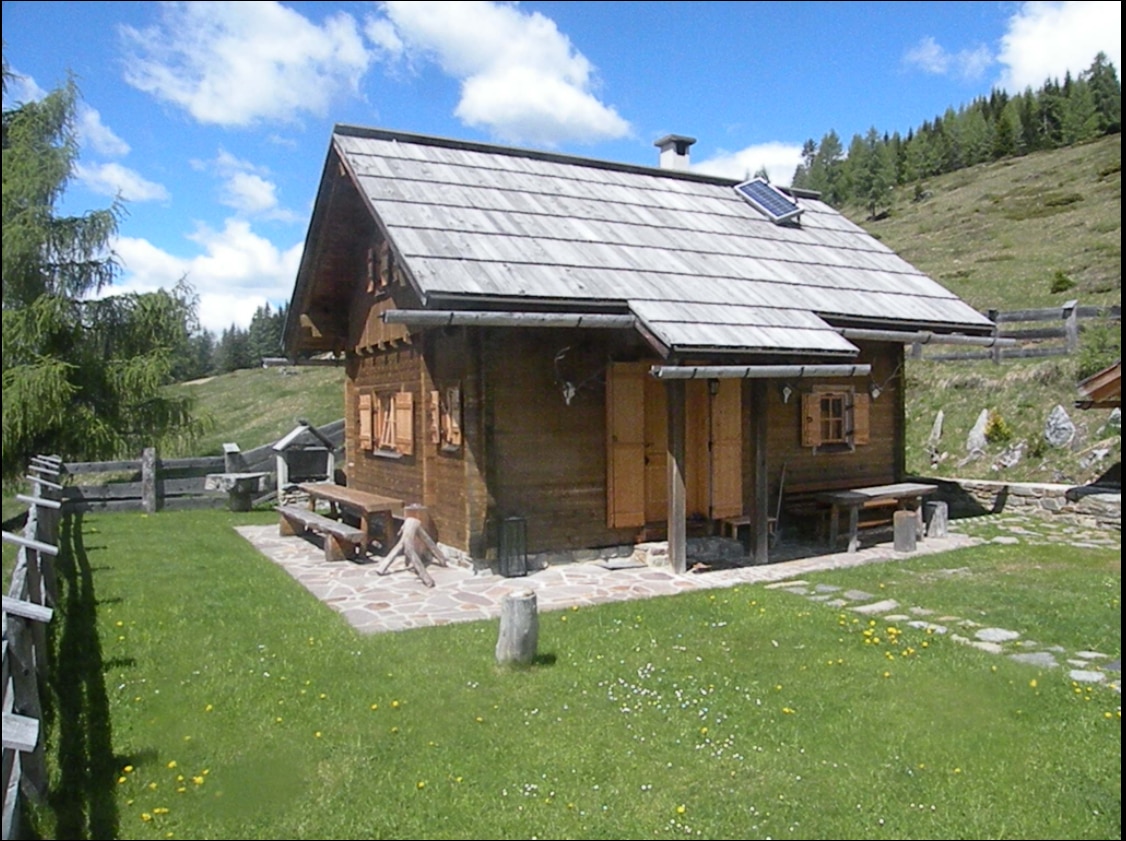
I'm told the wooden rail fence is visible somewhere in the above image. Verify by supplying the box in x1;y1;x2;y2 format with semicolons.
913;300;1120;363
3;456;62;841
60;420;344;514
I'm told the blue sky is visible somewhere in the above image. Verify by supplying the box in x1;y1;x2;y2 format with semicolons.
3;1;1121;334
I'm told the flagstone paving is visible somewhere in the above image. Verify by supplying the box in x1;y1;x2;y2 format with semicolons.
235;509;1120;691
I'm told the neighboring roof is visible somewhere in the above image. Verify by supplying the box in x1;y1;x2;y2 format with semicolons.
1076;359;1122;409
289;125;994;359
273;422;337;452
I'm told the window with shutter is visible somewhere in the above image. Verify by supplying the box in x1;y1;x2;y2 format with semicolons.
377;393;396;450
803;386;869;452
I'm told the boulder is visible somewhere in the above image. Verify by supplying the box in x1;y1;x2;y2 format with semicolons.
1044;404;1076;448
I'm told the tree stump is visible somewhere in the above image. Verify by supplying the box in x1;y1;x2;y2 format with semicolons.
377;516;448;587
893;510;917;553
495;590;538;666
924;501;949;538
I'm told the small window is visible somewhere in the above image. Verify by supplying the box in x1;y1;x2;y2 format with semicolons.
360;389;414;456
802;387;870;451
430;385;463;452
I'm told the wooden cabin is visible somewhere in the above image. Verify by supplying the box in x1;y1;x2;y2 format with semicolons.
283;126;998;571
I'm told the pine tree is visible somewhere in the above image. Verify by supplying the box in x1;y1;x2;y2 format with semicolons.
2;58;203;480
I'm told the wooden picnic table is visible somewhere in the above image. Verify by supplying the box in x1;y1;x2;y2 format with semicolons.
298;482;404;554
817;482;937;553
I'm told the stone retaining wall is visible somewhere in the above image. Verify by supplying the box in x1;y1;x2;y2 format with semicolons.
923;477;1121;531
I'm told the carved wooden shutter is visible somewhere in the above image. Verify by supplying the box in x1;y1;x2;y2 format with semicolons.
359;393;373;450
445;386;462;447
801;392;821;447
395;391;414;455
606;363;646;528
851;392;871;446
429;390;441;445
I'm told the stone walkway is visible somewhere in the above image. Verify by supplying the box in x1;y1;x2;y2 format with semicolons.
236;511;1120;689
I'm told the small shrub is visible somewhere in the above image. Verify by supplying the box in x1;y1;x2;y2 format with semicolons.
1077;319;1122;379
985;410;1014;445
1049;270;1077;294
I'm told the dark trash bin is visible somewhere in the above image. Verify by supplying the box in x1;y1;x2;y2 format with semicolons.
498;516;528;577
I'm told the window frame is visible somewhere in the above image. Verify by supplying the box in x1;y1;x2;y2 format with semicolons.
801;385;870;453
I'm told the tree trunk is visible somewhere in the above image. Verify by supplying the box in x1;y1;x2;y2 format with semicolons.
495;590;538;666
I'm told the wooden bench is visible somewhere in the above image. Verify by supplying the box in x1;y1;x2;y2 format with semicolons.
816;483;938;553
277;504;366;562
779;478;909;543
297;482;403;555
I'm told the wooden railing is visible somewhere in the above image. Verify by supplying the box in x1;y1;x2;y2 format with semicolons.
60;420;344;514
913;301;1120;363
2;455;62;841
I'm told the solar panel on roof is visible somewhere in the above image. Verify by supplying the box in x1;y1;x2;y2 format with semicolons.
734;178;804;224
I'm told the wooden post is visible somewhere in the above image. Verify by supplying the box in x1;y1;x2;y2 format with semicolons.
893;510;917;552
1062;299;1079;354
495;589;538;666
141;447;157;514
988;309;1002;365
750;380;770;563
924;501;949;538
666;379;687;574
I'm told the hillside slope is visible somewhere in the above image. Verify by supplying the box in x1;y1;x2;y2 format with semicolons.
847;135;1121;486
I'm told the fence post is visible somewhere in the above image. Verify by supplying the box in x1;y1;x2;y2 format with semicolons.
1062;299;1079;354
988;309;1002;365
141;447;157;513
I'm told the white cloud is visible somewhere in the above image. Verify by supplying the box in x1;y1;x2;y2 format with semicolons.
1;66;46;109
997;1;1122;92
120;1;372;127
371;0;630;145
693;142;805;187
192;149;299;221
903;36;993;81
112;220;303;332
77;104;131;156
75;161;170;202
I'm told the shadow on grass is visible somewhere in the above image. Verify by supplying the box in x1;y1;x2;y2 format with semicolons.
41;511;121;840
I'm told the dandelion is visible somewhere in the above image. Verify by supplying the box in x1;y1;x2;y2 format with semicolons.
561;616;568;622
192;776;205;786
370;703;379;710
167;761;177;769
782;707;795;715
391;700;400;709
882;671;891;679
204;704;213;712
315;731;322;738
390;726;399;734
676;805;687;815
153;807;170;815
118;776;127;785
417;781;426;790
141;813;153;822
475;716;484;723
148;782;158;791
275;716;283;723
124;765;134;774
1029;679;1038;688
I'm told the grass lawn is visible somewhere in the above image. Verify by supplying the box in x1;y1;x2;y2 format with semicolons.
20;508;1122;840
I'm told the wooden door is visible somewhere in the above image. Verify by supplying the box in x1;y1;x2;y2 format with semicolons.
606;363;646;528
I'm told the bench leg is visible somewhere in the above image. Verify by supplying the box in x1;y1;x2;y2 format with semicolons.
279;515;302;537
324;534;356;562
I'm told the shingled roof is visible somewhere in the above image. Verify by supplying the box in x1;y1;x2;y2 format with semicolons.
288;125;994;358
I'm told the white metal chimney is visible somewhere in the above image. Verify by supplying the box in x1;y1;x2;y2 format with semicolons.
654;134;696;170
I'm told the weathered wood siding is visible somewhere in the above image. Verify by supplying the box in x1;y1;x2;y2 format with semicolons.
483;329;642;554
750;341;904;499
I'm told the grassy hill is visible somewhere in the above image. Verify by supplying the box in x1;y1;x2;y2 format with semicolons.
172;137;1121;485
844;134;1121;486
171;364;344;457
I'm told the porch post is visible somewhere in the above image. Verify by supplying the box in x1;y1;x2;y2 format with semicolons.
666;379;687;574
750;380;770;563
